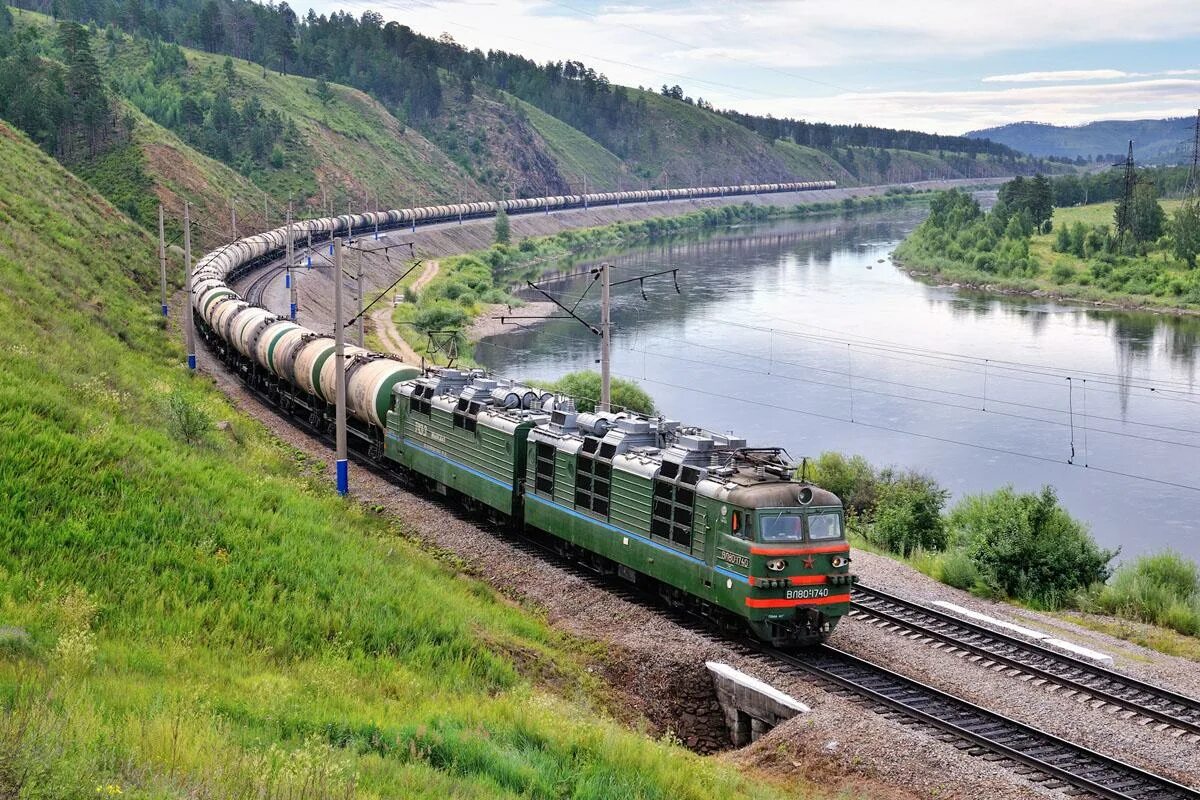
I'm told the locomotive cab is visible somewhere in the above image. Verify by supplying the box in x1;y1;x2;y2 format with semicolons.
707;473;855;647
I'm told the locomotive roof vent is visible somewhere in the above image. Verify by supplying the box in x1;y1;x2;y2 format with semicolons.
677;433;714;452
549;399;578;432
575;412;613;437
614;418;651;435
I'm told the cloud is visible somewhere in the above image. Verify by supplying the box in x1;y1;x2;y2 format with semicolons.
982;69;1133;83
736;78;1200;134
314;0;1200;131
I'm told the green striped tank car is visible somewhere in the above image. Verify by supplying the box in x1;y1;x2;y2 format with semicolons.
385;368;855;647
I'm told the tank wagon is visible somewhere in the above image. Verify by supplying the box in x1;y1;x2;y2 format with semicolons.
191;180;852;646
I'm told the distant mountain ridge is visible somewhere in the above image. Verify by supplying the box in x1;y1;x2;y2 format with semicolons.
966;118;1195;164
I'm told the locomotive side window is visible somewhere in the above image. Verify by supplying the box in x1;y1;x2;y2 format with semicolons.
574;442;611;517
808;512;843;540
534;442;556;495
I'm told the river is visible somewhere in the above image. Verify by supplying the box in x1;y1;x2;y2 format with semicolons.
475;207;1200;562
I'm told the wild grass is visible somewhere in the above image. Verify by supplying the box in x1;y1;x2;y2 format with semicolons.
1090;552;1200;637
0;121;830;798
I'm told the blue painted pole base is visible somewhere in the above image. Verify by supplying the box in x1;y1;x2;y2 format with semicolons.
161;304;169;317
187;354;197;371
285;273;291;289
329;243;334;255
336;459;348;495
307;255;312;268
290;303;297;321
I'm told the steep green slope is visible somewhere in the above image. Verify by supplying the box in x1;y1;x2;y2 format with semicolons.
0;120;816;799
511;96;628;191
417;83;570;198
102;31;486;210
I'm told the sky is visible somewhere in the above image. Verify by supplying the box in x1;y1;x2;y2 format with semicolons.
304;0;1200;135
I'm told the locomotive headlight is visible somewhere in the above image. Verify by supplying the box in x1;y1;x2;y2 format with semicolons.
766;558;788;572
831;556;849;568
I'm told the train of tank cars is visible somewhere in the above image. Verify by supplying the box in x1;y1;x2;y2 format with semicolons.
190;181;854;647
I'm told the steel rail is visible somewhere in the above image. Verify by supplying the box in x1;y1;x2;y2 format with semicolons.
768;644;1199;800
850;584;1200;737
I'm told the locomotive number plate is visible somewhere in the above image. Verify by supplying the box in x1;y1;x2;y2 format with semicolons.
786;587;830;600
717;549;750;568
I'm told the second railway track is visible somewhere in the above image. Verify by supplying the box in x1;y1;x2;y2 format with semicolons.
765;643;1198;800
850;584;1200;739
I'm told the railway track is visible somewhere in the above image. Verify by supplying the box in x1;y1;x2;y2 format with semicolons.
764;644;1199;800
242;263;287;306
850;585;1200;739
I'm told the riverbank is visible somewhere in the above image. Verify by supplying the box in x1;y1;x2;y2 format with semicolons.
894;199;1200;315
395;189;940;360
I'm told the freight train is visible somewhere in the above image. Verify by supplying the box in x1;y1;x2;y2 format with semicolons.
191;181;854;646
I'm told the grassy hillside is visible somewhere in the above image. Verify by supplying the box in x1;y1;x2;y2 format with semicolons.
0;119;828;799
511;96;627;192
102;30;486;211
418;84;569;198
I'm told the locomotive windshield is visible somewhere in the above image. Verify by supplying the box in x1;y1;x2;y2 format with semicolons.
808;512;842;540
757;510;843;543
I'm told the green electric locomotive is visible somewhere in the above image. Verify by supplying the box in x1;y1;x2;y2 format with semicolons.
386;368;854;647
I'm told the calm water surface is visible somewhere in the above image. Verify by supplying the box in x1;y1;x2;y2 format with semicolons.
476;209;1200;561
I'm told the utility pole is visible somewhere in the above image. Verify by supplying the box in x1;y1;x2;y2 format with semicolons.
231;199;238;239
334;237;348;496
183;201;196;371
518;264;680;413
1186;109;1200;199
583;173;588;210
1116;140;1136;238
157;204;168;317
356;247;365;348
599;262;611;412
263;193;269;228
347;202;353;243
307;229;313;267
322;186;328;218
287;202;297;320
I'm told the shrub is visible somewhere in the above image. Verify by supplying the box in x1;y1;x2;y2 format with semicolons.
805;451;876;515
167;390;210;445
1097;551;1200;636
411;301;468;335
868;469;948;556
1051;260;1075;284
938;549;980;590
533;371;654;414
947;486;1114;608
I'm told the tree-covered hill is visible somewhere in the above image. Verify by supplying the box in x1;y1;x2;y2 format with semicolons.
966;118;1195;165
2;0;1061;229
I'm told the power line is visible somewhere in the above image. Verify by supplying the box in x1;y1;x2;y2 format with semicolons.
476;336;1200;494
497;326;1200;450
